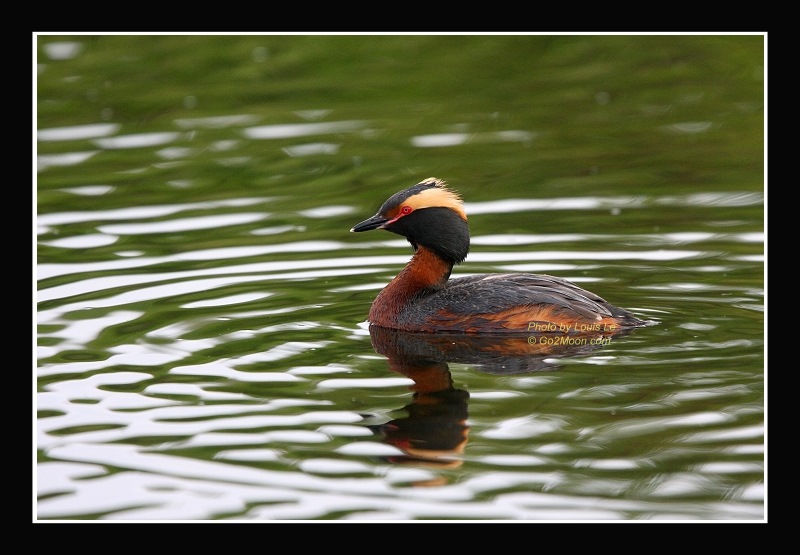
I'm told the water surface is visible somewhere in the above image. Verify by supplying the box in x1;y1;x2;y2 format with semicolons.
36;34;765;521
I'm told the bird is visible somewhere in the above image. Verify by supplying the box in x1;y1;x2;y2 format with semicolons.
351;177;649;334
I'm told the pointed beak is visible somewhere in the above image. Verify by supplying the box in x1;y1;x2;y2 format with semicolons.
351;214;389;232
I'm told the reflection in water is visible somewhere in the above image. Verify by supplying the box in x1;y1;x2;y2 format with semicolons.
368;338;469;471
366;324;635;472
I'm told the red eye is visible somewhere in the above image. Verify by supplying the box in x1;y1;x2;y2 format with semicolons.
401;206;413;215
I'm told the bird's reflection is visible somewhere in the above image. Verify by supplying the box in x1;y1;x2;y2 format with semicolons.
367;339;469;470
366;324;632;471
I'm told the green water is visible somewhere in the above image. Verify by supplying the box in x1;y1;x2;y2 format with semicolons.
36;34;764;521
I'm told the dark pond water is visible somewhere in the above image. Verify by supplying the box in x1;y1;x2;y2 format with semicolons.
36;34;765;521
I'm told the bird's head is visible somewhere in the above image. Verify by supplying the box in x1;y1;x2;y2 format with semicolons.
351;177;470;265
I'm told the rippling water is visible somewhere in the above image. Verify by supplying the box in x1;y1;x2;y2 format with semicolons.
36;34;765;521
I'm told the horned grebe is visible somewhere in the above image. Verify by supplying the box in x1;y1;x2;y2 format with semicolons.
351;178;647;333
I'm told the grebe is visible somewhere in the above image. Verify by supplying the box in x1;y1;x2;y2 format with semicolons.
351;177;648;333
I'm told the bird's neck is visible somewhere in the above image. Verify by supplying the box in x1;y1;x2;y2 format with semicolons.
369;246;452;326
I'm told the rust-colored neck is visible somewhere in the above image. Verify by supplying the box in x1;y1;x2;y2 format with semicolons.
368;246;452;328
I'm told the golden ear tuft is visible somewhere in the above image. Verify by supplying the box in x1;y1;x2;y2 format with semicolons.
419;177;448;188
405;179;466;220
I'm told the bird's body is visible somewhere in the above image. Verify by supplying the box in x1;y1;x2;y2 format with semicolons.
351;178;647;334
